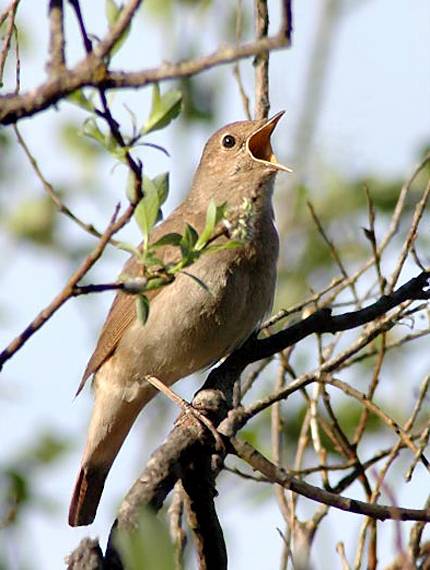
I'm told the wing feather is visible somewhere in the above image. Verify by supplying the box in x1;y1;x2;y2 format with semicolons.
76;209;205;395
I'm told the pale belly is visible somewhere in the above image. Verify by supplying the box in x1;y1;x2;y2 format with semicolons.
96;246;276;402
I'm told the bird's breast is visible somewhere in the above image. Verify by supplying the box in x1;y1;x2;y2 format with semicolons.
101;216;279;398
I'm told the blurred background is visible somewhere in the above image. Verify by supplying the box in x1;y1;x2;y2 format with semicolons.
0;1;429;568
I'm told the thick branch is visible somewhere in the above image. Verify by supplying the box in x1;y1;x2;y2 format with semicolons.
181;454;227;570
103;390;229;567
66;538;104;570
219;270;430;374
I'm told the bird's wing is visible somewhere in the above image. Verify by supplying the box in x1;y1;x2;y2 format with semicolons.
76;212;195;395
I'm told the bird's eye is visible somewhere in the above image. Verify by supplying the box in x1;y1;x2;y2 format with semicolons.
222;134;236;149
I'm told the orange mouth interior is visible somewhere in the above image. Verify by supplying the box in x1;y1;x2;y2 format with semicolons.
247;112;292;172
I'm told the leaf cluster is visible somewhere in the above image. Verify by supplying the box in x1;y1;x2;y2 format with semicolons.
123;191;239;325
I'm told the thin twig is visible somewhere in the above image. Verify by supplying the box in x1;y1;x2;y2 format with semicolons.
0;0;20;84
13;124;115;243
144;375;225;454
0;199;139;371
47;0;65;74
168;482;187;570
307;200;360;306
232;0;251;120
231;438;430;522
387;176;430;292
254;0;270;120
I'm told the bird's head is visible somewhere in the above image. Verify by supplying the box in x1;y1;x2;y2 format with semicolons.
191;111;291;206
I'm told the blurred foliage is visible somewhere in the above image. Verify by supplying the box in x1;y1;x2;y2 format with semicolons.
59;120;104;161
6;196;57;245
274;163;429;307
283;401;382;456
144;0;213;20
0;432;70;530
115;507;175;570
179;76;215;123
0;130;13;182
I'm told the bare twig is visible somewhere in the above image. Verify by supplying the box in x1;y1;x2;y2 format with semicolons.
232;0;252;120
181;454;227;570
254;0;270;120
364;185;385;294
94;0;142;61
0;0;20;84
231;438;430;522
0;200;138;371
336;542;352;570
144;375;225;454
13;124;113;243
308;200;360;306
66;537;104;570
47;0;65;74
387;176;430;292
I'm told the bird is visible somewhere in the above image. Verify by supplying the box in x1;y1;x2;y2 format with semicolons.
68;111;291;527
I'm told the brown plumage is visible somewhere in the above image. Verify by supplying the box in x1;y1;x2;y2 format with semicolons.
69;112;290;527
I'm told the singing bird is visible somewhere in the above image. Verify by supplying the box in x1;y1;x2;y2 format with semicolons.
69;112;291;526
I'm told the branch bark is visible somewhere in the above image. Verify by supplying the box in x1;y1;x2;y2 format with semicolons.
0;31;291;125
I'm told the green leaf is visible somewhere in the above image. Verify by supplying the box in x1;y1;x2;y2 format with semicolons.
141;251;163;266
145;277;171;291
105;0;131;56
135;176;161;243
142;84;183;134
116;241;141;256
152;232;182;247
152;172;169;206
105;0;121;26
67;90;94;112
206;240;242;253
180;223;198;257
196;201;226;250
126;171;138;203
60;121;102;159
81;118;105;145
195;199;216;250
136;295;150;325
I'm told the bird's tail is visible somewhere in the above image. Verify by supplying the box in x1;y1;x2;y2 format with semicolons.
68;386;152;527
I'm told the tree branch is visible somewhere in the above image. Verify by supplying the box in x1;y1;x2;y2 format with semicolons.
181;454;227;570
231;438;430;522
0;31;290;125
218;270;430;376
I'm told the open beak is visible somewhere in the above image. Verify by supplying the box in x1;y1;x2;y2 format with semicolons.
247;111;292;173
